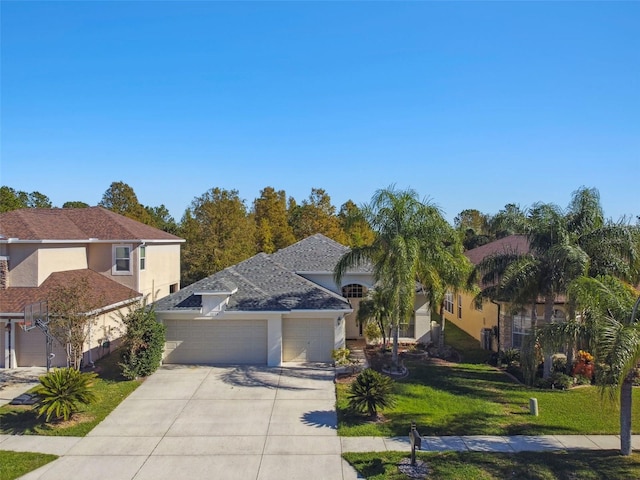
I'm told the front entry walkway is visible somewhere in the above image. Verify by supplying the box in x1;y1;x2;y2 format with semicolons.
2;364;358;480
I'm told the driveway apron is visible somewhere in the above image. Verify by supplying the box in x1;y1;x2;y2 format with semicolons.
17;364;358;480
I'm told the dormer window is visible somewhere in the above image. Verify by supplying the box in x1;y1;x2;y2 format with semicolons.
113;245;132;275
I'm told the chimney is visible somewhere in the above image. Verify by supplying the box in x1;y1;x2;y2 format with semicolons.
0;257;8;289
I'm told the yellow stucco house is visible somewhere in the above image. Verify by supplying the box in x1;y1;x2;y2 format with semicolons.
445;235;568;352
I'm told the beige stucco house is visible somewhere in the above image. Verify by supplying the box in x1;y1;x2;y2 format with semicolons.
0;207;184;369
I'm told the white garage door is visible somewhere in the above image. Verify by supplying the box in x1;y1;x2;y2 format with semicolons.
163;319;267;364
282;318;334;363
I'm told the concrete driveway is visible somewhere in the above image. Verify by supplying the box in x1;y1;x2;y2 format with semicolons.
17;364;358;480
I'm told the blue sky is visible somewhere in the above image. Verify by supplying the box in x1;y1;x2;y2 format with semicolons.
2;1;638;223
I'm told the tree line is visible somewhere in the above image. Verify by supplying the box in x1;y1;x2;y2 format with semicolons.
2;183;638;289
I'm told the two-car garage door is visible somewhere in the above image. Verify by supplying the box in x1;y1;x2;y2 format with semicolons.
163;319;267;364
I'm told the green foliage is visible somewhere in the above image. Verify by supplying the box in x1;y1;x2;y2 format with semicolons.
99;181;153;225
332;348;351;365
180;187;257;285
119;302;166;379
363;321;382;344
253;186;296;253
348;368;395;417
500;348;520;365
62;201;89;208
47;277;102;370
535;372;573;390
34;368;97;422
288;187;347;243
0;186;52;212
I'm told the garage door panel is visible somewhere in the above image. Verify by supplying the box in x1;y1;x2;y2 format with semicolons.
164;319;267;364
16;327;66;367
282;318;334;363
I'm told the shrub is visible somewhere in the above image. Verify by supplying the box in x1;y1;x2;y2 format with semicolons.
332;348;351;365
500;348;520;366
34;368;97;422
348;368;395;417
535;372;573;390
119;301;166;379
364;322;382;344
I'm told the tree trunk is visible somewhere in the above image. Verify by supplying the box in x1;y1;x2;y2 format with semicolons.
438;302;445;351
542;296;554;379
391;321;399;369
620;376;633;456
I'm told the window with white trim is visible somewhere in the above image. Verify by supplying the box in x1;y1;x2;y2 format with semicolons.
342;284;366;298
112;245;132;275
512;312;533;349
444;291;454;314
139;245;146;271
457;294;463;319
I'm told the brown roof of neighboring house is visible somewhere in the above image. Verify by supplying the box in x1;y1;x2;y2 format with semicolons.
0;207;183;242
0;269;141;315
464;234;530;265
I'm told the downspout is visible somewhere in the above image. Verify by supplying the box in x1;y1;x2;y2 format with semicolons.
491;300;501;352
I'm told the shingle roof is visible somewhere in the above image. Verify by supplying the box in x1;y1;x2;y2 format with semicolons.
0;269;142;314
270;233;373;273
154;252;351;313
464;235;530;265
0;207;183;242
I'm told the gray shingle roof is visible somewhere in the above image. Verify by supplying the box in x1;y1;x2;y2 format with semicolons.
154;252;351;313
270;233;373;273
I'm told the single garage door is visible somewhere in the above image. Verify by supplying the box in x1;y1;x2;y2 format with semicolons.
282;318;334;363
163;319;267;364
16;326;66;368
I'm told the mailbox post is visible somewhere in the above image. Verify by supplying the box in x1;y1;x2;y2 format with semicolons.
409;422;422;466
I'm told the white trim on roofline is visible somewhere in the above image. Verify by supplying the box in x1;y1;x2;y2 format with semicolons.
194;288;238;296
0;239;184;244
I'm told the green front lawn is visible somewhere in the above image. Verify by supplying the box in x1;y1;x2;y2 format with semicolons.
343;450;640;480
338;359;638;436
0;451;58;480
0;351;140;436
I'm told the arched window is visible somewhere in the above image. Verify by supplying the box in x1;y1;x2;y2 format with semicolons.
342;284;366;298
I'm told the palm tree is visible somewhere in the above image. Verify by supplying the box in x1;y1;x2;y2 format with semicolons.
568;275;640;455
474;187;638;379
356;287;393;347
334;186;448;368
417;216;474;351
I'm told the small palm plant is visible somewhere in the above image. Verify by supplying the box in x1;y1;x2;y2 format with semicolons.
34;368;97;422
347;368;394;418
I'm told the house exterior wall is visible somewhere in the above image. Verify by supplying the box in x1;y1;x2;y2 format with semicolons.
36;244;88;286
5;244;39;287
448;292;499;343
138;243;181;300
301;272;374;295
413;294;431;343
87;243;137;291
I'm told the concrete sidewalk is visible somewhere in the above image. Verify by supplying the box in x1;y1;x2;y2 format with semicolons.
2;434;638;457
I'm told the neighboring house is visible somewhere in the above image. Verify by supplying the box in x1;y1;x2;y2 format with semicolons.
154;234;433;366
0;207;184;369
448;235;568;352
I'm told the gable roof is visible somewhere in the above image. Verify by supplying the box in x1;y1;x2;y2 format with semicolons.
0;207;183;242
464;235;529;265
270;233;373;273
0;269;142;315
154;252;351;313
